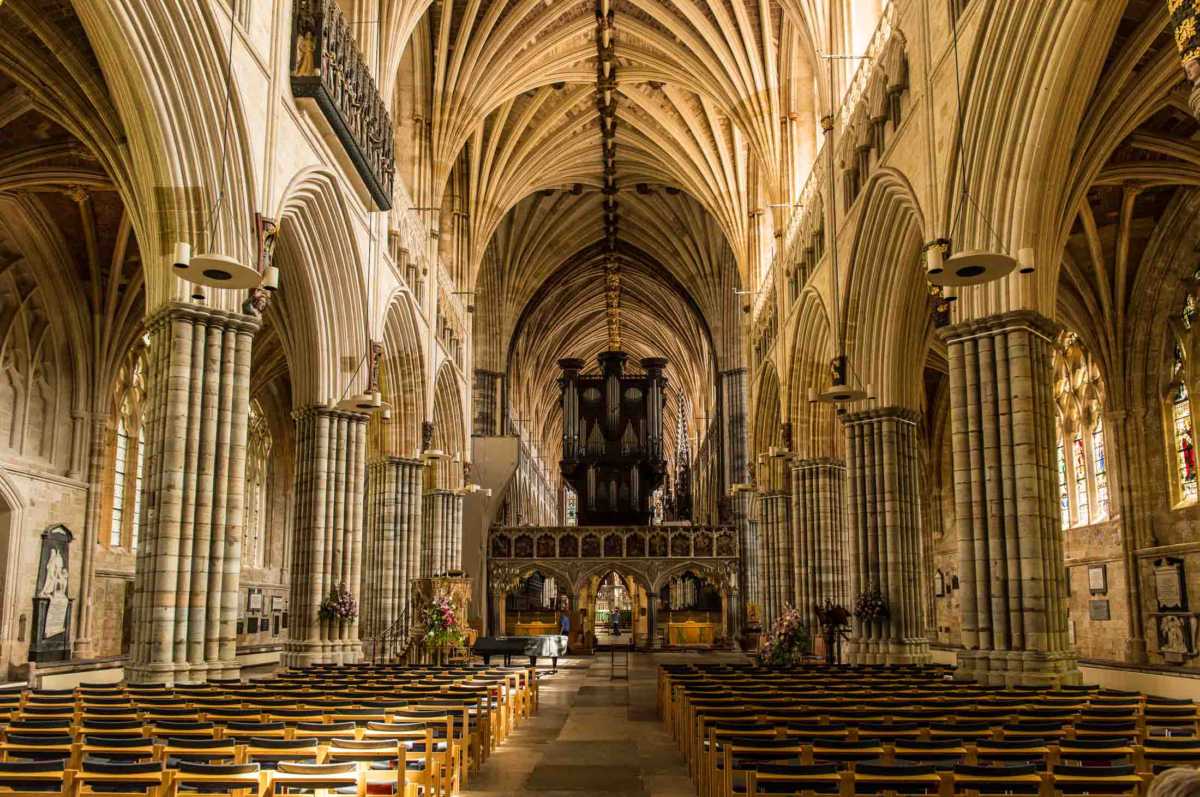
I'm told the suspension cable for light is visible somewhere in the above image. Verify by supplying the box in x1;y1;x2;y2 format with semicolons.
335;212;391;416
814;48;867;404
925;14;1028;287
173;14;263;291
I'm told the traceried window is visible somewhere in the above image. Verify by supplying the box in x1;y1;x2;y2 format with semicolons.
110;420;129;546
1093;418;1109;519
1073;433;1090;527
1053;331;1110;528
108;343;147;549
1057;434;1069;530
243;400;272;569
1169;342;1197;505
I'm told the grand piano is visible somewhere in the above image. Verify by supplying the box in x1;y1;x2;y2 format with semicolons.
473;635;568;667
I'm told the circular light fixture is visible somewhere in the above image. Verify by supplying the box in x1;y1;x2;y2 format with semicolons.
174;252;261;290
928;250;1018;287
816;384;868;403
334;392;389;414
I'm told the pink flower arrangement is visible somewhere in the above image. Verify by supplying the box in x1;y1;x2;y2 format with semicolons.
318;583;358;621
760;605;811;668
422;594;465;650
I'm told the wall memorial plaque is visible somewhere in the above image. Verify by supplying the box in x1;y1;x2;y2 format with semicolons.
30;525;74;663
1088;599;1110;621
1088;564;1108;594
1154;558;1187;612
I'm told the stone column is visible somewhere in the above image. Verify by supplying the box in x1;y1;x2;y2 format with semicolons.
421;489;463;576
791;458;849;631
128;303;258;683
942;311;1079;685
285;407;367;667
733;491;760;623
844;407;931;665
721;370;748;490
362;457;423;646
756;492;792;624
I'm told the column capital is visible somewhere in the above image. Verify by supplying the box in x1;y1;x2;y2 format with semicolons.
144;301;262;336
291;404;370;423
937;309;1058;345
791;456;846;472
841;405;922;426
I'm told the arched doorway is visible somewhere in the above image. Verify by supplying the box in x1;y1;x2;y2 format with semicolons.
578;568;651;649
498;570;569;638
658;570;725;648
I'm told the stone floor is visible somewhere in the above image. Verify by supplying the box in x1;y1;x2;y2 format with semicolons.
461;651;728;797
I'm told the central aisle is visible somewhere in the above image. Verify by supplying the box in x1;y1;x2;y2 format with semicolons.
461;653;700;797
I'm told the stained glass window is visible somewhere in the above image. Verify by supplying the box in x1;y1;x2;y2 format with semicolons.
131;434;144;549
110;420;129;546
1093;418;1108;520
1174;379;1197;503
1073;434;1090;526
1057;436;1069;530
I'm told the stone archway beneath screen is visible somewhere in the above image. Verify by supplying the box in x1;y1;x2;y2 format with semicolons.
486;524;739;651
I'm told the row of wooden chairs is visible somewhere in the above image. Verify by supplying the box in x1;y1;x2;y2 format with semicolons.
0;756;430;797
697;734;1200;797
0;662;540;796
659;664;1197;797
731;760;1148;797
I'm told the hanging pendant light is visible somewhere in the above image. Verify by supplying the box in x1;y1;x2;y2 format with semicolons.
925;13;1021;288
174;18;262;291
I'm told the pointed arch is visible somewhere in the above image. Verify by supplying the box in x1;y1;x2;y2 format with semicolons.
787;289;841;460
431;364;467;489
373;291;427;459
842;168;929;409
269;169;368;407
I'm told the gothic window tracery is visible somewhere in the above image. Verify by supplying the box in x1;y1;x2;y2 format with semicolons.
1166;295;1195;506
109;344;147;549
244;400;273;568
1053;332;1110;527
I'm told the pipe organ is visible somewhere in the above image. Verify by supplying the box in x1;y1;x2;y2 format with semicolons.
559;352;668;526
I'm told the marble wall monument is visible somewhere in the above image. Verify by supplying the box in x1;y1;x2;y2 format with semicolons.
30;525;74;663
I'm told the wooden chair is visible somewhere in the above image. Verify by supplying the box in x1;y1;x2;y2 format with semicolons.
76;734;157;763
292;721;358;741
740;762;843;796
950;763;1044;797
1050;763;1143;797
68;757;169;797
1137;737;1200;773
155;736;239;764
266;756;365;797
0;733;77;764
240;737;320;768
165;761;267;797
77;719;146;738
850;761;944;795
0;757;72;797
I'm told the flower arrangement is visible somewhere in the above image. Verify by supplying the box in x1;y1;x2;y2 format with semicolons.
854;585;889;623
421;594;465;651
760;605;811;668
318;583;358;621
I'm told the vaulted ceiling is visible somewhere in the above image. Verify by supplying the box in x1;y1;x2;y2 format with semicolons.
388;0;841;463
